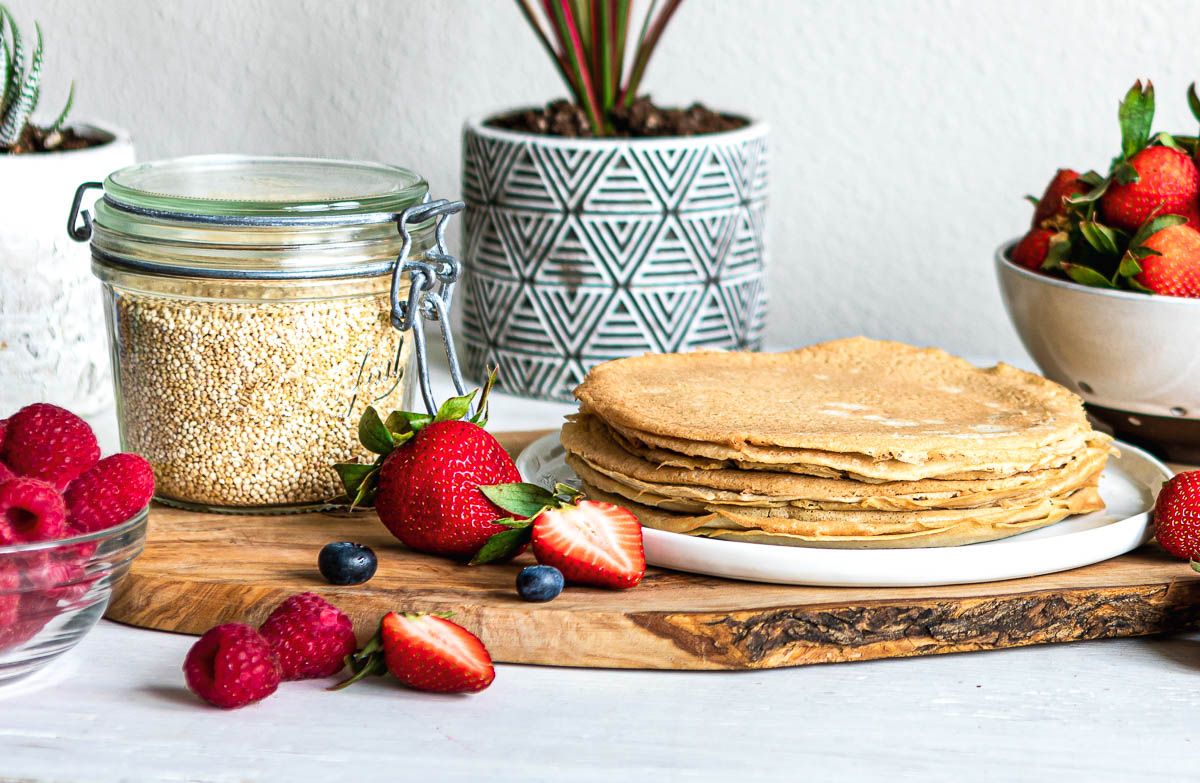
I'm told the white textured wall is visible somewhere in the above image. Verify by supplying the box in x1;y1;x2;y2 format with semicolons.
15;0;1200;359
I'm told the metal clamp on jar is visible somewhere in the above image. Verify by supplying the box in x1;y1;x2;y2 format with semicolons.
68;155;470;515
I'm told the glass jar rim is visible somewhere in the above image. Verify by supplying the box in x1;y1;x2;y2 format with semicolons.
103;154;429;221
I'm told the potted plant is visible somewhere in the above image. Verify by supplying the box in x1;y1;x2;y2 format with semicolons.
0;5;134;416
460;0;768;401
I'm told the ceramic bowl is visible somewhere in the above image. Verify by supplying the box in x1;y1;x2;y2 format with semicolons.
996;239;1200;463
0;507;147;686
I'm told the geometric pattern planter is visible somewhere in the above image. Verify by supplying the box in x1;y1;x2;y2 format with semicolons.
460;118;768;401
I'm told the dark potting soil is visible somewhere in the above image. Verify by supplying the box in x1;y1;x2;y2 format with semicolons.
488;97;748;138
6;125;103;154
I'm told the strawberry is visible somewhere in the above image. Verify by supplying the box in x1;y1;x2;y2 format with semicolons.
334;373;523;559
376;421;521;557
0;477;67;544
1100;146;1200;233
1031;169;1086;228
1;404;100;490
258;592;357;680
1135;223;1200;297
1154;472;1200;559
334;611;494;694
64;453;155;533
532;500;645;589
183;623;282;709
1011;228;1056;271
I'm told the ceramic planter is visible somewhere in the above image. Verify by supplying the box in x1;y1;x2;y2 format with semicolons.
460;117;768;401
0;122;135;416
996;240;1200;462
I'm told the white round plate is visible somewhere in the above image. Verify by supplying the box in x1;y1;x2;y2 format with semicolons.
516;432;1171;587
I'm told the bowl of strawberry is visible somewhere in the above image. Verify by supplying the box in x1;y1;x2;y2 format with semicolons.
0;403;153;686
997;80;1200;462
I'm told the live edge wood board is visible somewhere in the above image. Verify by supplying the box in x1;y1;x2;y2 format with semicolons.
106;430;1200;670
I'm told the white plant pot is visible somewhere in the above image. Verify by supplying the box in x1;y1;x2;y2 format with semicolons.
0;121;135;417
460;116;769;401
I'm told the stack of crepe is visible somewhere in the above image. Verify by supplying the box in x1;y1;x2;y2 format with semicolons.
564;337;1113;549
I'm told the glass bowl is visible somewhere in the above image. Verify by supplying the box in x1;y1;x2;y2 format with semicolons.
0;507;148;686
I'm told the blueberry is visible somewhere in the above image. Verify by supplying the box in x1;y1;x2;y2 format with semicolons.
319;541;377;585
516;565;564;602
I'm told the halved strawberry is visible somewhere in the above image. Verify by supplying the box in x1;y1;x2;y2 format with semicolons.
532;501;645;589
333;612;494;694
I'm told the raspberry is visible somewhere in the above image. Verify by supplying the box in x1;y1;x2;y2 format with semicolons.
183;623;281;709
259;592;357;680
2;404;99;489
17;550;93;603
0;463;15;484
64;453;155;533
0;563;54;652
0;478;67;544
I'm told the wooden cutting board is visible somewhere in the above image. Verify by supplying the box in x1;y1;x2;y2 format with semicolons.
105;430;1200;670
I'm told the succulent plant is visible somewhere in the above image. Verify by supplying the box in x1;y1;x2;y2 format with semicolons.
0;4;74;153
515;0;684;136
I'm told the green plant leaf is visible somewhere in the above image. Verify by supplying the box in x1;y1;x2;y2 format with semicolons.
553;482;584;503
1067;173;1110;205
358;407;395;455
1130;213;1187;247
1117;79;1155;160
469;526;533;565
1061;263;1119;289
47;79;73;132
1079;221;1120;256
1174;134;1200;156
433;389;478;423
480;482;555;517
1190;83;1200;126
1128;276;1153;293
0;18;37;148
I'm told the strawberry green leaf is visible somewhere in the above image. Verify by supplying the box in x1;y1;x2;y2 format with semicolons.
434;389;479;423
358;407;394;455
1079;221;1120;256
470;367;500;427
385;410;431;436
1042;232;1072;271
1153;131;1184;153
329;633;388;691
1191;559;1200;574
469;526;533;565
1067;175;1110;205
1174;134;1199;156
1112;160;1139;185
552;482;584;503
1025;195;1040;207
1128;276;1153;293
1190;83;1200;126
1117;79;1154;160
1078;170;1106;187
334;463;377;495
1131;245;1162;259
480;482;555;517
1116;251;1142;278
487;517;534;529
1130;213;1187;247
1061;263;1118;289
352;469;381;508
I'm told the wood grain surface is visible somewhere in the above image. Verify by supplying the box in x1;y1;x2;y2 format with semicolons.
105;430;1200;670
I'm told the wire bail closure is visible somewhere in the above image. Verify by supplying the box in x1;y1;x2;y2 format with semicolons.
391;199;471;418
67;181;104;242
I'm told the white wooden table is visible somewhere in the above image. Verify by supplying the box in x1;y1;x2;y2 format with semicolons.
2;359;1194;782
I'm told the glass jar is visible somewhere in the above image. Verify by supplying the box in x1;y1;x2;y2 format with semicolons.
69;155;451;514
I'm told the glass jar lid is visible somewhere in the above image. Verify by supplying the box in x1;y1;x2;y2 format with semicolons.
104;155;429;221
87;155;434;280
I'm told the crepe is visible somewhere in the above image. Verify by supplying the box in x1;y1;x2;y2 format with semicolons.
575;337;1092;464
580;482;1106;549
562;414;1110;510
